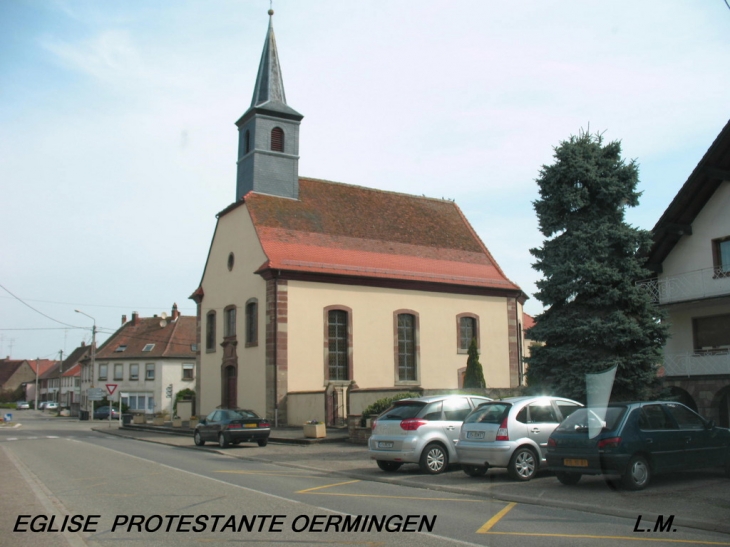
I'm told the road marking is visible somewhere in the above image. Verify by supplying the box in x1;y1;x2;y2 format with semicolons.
297;479;361;493
482;531;730;545
215;470;315;477
296;479;481;502
476;501;516;533
69;439;485;546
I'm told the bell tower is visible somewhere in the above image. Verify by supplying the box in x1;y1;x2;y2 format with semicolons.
235;9;303;201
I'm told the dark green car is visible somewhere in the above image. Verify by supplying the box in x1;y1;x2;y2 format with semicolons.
547;402;730;490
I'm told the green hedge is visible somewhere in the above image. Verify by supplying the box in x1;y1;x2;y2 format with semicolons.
360;392;420;426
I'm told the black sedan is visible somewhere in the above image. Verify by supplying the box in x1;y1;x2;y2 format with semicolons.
194;409;270;448
93;406;120;420
547;401;730;490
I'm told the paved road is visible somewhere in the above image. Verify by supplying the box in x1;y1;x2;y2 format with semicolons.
2;412;730;547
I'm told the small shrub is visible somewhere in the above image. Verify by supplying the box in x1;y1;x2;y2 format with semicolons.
360;392;420;426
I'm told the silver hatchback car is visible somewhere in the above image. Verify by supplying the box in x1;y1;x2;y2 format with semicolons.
456;396;583;481
369;394;492;474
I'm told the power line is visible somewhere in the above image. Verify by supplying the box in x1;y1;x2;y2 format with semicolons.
0;328;85;331
0;295;195;312
0;283;81;329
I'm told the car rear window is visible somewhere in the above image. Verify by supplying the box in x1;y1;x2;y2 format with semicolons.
378;401;426;420
556;406;627;432
464;403;511;424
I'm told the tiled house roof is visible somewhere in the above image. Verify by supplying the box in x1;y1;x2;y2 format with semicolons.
95;315;196;360
223;178;521;293
27;359;58;377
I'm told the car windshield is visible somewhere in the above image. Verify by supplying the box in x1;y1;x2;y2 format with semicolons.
557;406;627;432
464;403;511;424
378;401;425;420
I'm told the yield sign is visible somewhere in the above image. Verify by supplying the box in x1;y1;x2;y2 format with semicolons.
105;384;118;396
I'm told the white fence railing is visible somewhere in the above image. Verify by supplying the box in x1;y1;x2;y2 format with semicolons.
662;351;730;377
637;267;730;304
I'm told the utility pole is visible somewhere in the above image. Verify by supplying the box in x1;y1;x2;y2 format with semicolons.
75;310;97;419
34;358;39;410
57;349;63;403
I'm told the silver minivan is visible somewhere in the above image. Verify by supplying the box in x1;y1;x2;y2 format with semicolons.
456;396;583;480
368;394;492;474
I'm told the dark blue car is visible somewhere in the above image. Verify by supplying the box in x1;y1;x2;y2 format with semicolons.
547;401;730;490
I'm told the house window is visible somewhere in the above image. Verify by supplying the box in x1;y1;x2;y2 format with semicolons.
245;299;258;347
224;306;236;338
183;364;194;380
114;345;127;352
396;312;418;383
328;310;349;381
98;364;107;381
114;364;123;381
271;127;284;152
712;236;730;276
457;314;479;353
206;311;216;352
142;344;155;352
693;314;730;352
130;364;139;381
145;363;155;380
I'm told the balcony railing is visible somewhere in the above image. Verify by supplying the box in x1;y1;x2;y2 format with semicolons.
637;267;730;304
662;351;730;377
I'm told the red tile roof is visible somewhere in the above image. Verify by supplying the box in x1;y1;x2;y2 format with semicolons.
523;313;536;331
95;315;196;360
237;178;521;292
27;359;58;376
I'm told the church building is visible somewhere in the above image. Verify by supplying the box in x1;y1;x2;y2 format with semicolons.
191;11;527;426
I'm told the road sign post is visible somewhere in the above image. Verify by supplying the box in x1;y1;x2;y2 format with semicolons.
105;384;118;425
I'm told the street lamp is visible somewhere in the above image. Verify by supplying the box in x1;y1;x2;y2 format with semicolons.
75;310;97;419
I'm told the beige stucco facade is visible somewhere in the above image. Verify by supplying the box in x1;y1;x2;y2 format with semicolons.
198;204;268;418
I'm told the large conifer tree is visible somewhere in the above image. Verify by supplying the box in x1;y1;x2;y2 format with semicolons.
525;131;668;402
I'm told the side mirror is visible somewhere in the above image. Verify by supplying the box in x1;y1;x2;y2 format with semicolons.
199;419;207;425
705;419;715;429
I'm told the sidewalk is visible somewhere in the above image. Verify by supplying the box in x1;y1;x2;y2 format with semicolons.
93;423;730;535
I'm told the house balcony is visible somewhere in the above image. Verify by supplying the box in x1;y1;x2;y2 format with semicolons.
637;267;730;305
661;351;730;377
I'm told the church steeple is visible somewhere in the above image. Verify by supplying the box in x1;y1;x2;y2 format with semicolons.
235;9;303;202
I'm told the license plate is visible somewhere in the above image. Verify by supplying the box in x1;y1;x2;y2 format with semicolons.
244;423;258;428
378;441;394;448
466;431;485;439
564;458;588;467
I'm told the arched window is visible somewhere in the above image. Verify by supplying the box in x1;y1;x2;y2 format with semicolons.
244;130;251;154
270;127;284;152
206;311;216;352
224;306;236;338
328;310;348;380
245;299;258;347
394;310;419;383
457;313;480;353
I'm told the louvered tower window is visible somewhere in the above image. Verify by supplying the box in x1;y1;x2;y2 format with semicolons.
270;127;284;152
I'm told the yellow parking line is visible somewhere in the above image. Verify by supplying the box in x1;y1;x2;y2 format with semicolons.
297;479;362;493
302;492;482;502
214;470;312;477
482;532;730;545
476;502;516;533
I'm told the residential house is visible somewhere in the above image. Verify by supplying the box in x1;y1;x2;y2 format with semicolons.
82;304;196;416
0;358;35;401
24;359;58;404
640;118;730;426
191;13;527;426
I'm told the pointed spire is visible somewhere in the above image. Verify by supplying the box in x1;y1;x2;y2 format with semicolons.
251;9;287;107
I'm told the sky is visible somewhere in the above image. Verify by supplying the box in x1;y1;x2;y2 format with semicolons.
1;0;729;361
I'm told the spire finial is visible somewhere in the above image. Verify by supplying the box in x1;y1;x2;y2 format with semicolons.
268;0;273;16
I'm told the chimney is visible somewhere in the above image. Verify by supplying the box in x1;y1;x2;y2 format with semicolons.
171;303;180;321
131;311;139;326
122;315;127;325
81;341;86;347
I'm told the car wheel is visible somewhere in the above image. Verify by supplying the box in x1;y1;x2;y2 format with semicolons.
194;431;205;446
556;472;582;485
218;433;229;448
622;455;651;490
376;460;402;472
462;465;488;477
419;443;449;474
257;439;268;447
508;447;537;481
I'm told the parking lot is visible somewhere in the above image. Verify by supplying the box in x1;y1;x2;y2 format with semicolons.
96;423;730;535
